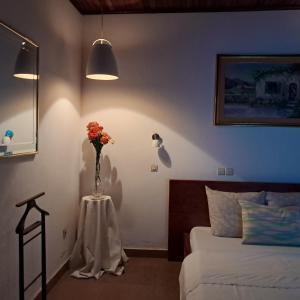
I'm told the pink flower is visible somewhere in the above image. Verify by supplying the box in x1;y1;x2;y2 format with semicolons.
86;121;114;146
88;129;99;140
87;122;103;132
100;132;110;144
87;121;104;141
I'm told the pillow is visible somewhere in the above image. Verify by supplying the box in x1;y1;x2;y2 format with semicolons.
205;186;265;238
239;200;300;246
266;192;300;208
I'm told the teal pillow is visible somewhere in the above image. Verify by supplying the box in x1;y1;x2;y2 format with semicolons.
266;192;300;208
239;200;300;247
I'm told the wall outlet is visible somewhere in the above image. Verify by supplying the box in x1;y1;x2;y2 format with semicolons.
217;167;225;176
225;168;234;176
151;164;158;172
62;229;67;240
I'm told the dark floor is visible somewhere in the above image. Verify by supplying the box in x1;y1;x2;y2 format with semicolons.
48;258;181;300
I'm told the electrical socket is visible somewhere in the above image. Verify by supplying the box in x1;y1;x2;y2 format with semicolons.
62;229;67;240
151;164;158;172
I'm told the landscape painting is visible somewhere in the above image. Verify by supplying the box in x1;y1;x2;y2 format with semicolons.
215;55;300;126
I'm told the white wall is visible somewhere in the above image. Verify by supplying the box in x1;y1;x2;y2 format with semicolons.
0;1;82;299
81;11;300;250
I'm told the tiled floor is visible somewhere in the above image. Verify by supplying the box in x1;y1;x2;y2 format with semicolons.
48;257;181;300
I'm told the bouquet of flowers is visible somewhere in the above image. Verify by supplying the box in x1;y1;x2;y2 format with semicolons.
87;121;114;196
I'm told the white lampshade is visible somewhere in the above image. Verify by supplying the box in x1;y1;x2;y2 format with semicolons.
86;39;119;80
14;43;38;80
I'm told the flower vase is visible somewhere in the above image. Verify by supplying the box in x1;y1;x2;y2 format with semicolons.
93;153;103;198
87;121;112;198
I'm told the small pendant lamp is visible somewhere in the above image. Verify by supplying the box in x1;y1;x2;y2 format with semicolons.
86;14;119;80
14;42;38;80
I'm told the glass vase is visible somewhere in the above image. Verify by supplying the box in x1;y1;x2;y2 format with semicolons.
93;157;103;198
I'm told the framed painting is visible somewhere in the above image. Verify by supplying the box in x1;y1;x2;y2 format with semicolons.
215;55;300;126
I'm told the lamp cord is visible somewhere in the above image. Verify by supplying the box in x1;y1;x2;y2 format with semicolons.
100;14;104;38
99;0;104;39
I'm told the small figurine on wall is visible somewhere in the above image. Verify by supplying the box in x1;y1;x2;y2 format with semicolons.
2;130;14;145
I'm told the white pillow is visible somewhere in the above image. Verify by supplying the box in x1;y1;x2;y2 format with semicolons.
205;186;265;237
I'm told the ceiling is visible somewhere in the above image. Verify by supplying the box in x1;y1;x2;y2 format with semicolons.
70;0;300;15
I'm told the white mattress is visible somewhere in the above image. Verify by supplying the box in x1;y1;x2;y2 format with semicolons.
180;226;300;300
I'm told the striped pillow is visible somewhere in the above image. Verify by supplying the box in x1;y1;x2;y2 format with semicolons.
205;186;265;238
239;200;300;246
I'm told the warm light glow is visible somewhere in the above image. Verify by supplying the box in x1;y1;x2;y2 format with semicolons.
14;73;39;80
86;74;119;80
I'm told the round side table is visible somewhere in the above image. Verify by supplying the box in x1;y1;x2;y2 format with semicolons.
70;195;128;279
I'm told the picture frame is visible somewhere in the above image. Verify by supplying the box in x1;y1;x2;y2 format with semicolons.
215;55;300;126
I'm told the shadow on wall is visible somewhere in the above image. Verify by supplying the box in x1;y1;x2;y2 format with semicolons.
158;145;172;168
80;138;123;210
101;155;123;210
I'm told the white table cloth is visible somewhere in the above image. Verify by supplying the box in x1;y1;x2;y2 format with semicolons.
70;195;128;279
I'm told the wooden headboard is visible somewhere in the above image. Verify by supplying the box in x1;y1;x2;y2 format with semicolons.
168;180;300;261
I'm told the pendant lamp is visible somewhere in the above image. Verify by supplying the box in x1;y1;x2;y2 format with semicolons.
86;15;119;80
14;42;38;80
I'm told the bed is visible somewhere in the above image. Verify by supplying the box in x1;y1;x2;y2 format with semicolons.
168;180;300;300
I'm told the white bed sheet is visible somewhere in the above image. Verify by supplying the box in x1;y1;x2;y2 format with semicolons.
190;226;300;254
180;226;300;300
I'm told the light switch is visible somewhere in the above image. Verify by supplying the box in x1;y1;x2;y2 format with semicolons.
217;167;225;176
225;168;234;176
151;164;158;172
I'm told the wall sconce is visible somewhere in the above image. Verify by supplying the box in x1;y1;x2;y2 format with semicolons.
151;132;171;169
151;133;161;172
152;133;162;148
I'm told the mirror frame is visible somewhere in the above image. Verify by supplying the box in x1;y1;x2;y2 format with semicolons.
0;21;39;159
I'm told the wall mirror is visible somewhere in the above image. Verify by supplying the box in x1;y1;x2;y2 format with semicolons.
0;22;38;158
